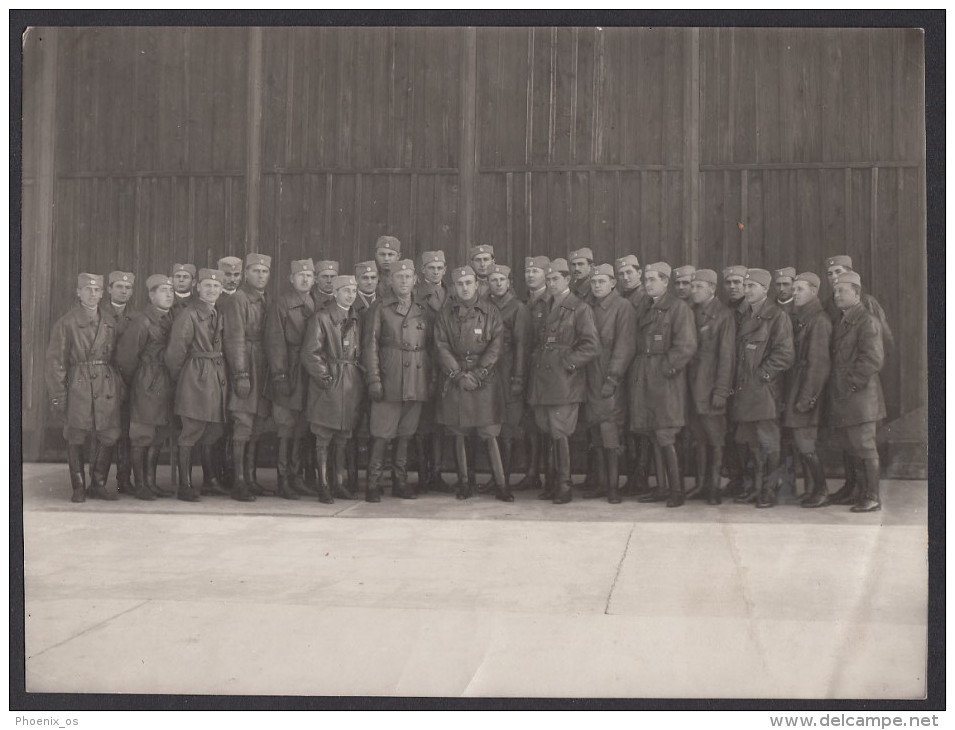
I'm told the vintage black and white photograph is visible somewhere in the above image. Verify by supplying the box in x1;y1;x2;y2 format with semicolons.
16;14;936;705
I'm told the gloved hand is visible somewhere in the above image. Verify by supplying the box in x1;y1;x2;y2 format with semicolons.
459;372;480;391
757;368;772;383
600;377;617;398
509;377;524;398
318;375;334;390
563;361;577;374
795;399;813;414
711;393;727;410
233;373;252;399
368;382;384;402
272;374;292;397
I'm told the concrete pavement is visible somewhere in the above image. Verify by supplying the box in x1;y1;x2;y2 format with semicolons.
20;463;927;698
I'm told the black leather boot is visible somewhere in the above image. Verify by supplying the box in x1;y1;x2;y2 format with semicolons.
606;448;621;504
288;437;309;495
302;432;318;493
638;445;668;503
145;445;171;497
414;434;430;494
582;435;606;499
707;446;723;505
800;452;829;508
231;440;256;502
346;437;360;496
624;434;651;496
333;440;357;499
365;438;385;503
537;439;556;500
276;438;300;500
552;437;573;504
454;436;471;500
89;443;119;500
201;445;230;496
664;443;685;507
830;452;860;505
501;438;514;493
245;439;273;496
67;444;87;503
315;442;335;504
756;450;782;508
734;446;760;503
685;442;708;500
516;428;542;491
116;437;133;494
177;445;201;502
486;437;513;502
428;434;453;493
392;437;416;499
168;443;180;490
851;457;881;512
131;446;155;501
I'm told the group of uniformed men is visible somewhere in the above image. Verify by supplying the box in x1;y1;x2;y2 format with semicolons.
46;236;892;514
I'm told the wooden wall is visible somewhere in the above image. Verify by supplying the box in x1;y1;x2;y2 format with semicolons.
21;26;926;462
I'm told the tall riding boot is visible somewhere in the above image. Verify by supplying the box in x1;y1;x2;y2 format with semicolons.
218;434;235;488
685;442;709;500
429;434;452;492
734;446;759;503
800;452;829;508
516;429;542;491
552;437;573;504
145;445;169;497
500;438;514;492
707;446;724;505
663;443;685;507
231;440;255;502
454;436;471;500
469;435;487;493
392;437;415;499
346;437;360;495
315;442;335;504
130;446;155;501
538;439;556;500
638;445;668;502
201;444;230;496
582;445;598;493
275;438;300;500
116;437;133;494
288;437;308;495
168;443;180;490
625;435;651;496
830;452;860;505
365;438;386;503
67;444;87;503
246;439;273;495
851;457;882;512
89;443;119;500
302;433;318;493
486;437;513;502
756;450;782;508
606;448;621;504
736;449;764;504
582;436;606;499
414;435;430;494
177;445;200;502
333;440;357;499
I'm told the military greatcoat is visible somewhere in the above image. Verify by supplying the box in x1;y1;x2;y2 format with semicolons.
362;292;434;402
219;282;270;415
263;288;316;411
827;302;886;428
782;297;831;429
115;304;174;426
730;299;795;424
300;303;365;431
585;289;636;425
526;291;599;406
164;299;229;423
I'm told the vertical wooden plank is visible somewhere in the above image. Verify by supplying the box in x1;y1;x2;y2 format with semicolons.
246;27;263;254
740;169;748;265
459;28;477;253
869;166;879;287
820;29;845;163
683;27;700;265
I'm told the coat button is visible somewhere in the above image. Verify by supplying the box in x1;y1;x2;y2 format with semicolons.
402;323;408;328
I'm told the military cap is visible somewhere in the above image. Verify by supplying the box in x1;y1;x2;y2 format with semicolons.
452;265;477;281
77;273;103;289
173;263;196;277
569;247;594;263
592;263;615;279
692;269;719;285
376;235;402;253
245;253;271;269
146;274;173;291
489;264;511;278
645;262;672;278
355;260;378;275
470;244;494;258
315;260;339;275
547;258;570;275
673;265;696;281
197;268;225;283
832;271;862;287
108;271;135;286
290;258;315;274
217;256;243;274
332;274;358;291
745;268;772;289
723;265;748;280
420;250;446;267
794;272;821;289
392;259;415;273
826;254;853;269
774;267;797;282
525;256;551;271
615;254;641;272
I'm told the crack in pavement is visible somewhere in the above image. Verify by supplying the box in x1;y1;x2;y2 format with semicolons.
604;523;636;615
28;599;152;660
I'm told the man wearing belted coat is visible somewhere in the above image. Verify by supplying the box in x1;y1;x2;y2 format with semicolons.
264;258;317;501
101;270;137;494
630;262;698;508
526;258;600;505
46;273;124;502
730;268;795;508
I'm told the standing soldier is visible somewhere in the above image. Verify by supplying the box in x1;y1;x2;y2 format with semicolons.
731;268;795;508
115;274;176;500
354;260;380;315
671;264;697;480
685;269;736;504
362;259;434;502
721;264;751;496
46;273;123;502
826;271;886;512
487;264;532;491
774;267;796;314
212;256;244;487
630;263;698;508
616;254;647;309
672;265;696;301
470;245;495;299
349;260;381;494
217;257;244;297
781;272;832;508
264;258;317;500
101;271;136;494
164;269;231;502
301;274;365;504
170;263;196;316
312;260;339;311
220;253;273;497
374;235;402;299
581;264;636;504
526;258;599;504
773;266;800;498
435;266;510;501
568;248;596;304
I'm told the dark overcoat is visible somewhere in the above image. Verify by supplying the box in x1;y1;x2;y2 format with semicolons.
688;296;736;415
115;305;174;426
300;303;365;431
165;299;228;423
263;289;316;410
526;291;599;406
585;290;636;425
825;291;894;353
620;284;648;310
730;299;795;423
220;283;270;415
827;302;886;428
782;298;832;428
362;292;434;402
490;290;532;401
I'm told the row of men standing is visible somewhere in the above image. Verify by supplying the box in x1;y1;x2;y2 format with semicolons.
45;236;890;513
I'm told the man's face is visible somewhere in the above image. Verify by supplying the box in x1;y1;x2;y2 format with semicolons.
391;269;416;296
222;270;242;292
724;276;745;302
376;249;398;272
150;284;175;310
690;280;715;305
76;284;104;309
525;266;546;291
744;280;768;305
454;275;478;302
357;270;379;295
197;279;223;304
488;272;509;298
570;258;593;281
776;278;794;300
172;271;194;293
245;264;270;291
335;285;358;309
316;271;336;294
545;271;568;295
618;265;641;290
109;281;133;304
674;277;692;299
832;282;860;310
827;265;848;286
290;270;314;294
792;280;816;308
591;274;615;299
423;261;446;285
644;271;668;298
471;253;494;277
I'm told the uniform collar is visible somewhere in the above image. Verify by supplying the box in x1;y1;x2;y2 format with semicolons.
490;289;514;307
145;304;170;324
651;290;677;310
793;297;823;322
696;295;722;318
839;301;867;325
194;299;216;320
240;282;266;302
594;289;620;310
